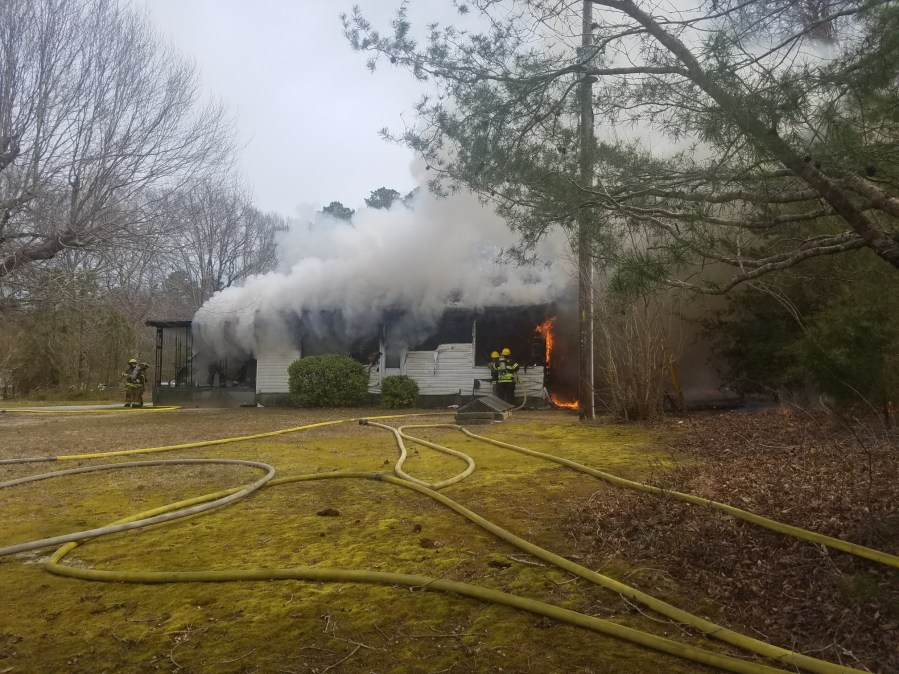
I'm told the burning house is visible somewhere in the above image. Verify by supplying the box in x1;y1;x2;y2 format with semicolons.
147;299;586;407
254;305;558;406
147;187;580;408
147;305;580;408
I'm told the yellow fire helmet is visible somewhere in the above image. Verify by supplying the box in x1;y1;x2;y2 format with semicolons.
128;358;137;364
490;351;499;359
501;348;511;356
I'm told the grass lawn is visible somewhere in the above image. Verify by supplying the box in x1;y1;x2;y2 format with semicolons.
0;406;733;674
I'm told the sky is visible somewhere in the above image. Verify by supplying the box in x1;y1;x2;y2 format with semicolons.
135;1;463;218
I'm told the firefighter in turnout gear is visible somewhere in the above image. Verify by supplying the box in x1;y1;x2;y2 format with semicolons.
136;362;150;408
489;351;501;379
488;351;501;395
496;347;520;405
121;359;141;407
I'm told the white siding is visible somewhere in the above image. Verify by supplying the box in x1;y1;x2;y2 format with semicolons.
258;342;547;400
256;349;300;394
369;366;401;391
515;368;546;399
369;342;545;399
406;343;477;395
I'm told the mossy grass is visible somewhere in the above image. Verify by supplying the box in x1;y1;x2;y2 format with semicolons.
0;409;724;673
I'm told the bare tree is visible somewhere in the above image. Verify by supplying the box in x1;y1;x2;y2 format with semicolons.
594;227;682;419
159;180;285;311
0;0;235;283
0;0;250;394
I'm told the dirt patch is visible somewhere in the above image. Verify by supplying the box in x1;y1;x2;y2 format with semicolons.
568;410;899;673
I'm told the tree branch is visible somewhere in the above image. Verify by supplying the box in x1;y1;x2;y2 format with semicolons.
0;231;86;279
669;236;867;294
592;0;899;269
841;174;899;221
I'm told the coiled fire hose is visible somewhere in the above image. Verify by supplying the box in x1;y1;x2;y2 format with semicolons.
1;410;893;674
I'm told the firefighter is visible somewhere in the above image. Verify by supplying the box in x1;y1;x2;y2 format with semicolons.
488;350;500;394
135;362;150;408
121;358;141;407
496;347;520;405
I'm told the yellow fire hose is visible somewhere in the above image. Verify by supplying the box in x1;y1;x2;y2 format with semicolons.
0;458;274;557
364;420;475;489
455;427;899;570
45;472;791;674
0;411;444;464
513;373;528;410
0;406;181;414
37;467;867;674
0;411;890;674
370;425;873;674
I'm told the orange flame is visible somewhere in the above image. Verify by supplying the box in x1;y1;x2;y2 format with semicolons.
535;317;555;363
535;317;579;410
551;396;580;409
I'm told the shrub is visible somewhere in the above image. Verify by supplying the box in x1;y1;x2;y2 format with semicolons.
707;252;899;417
287;354;369;407
381;375;419;408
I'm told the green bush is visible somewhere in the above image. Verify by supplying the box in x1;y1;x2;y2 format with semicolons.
287;354;369;407
707;251;899;414
380;375;419;408
794;270;899;411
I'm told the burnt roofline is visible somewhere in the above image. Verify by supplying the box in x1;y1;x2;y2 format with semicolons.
157;304;557;329
387;303;556;320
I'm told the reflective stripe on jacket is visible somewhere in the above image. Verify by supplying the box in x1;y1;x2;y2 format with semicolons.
496;357;519;383
488;360;499;380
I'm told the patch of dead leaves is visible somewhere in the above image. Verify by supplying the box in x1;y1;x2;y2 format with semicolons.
567;411;899;673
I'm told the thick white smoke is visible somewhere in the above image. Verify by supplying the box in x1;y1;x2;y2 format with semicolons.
193;184;574;359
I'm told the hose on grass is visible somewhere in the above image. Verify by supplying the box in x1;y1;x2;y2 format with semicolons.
368;425;876;674
455;426;899;570
0;411;447;464
363;420;475;489
39;469;868;674
0;411;888;674
44;472;792;674
0;458;274;557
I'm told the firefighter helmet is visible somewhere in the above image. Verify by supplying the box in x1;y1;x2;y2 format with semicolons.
490;351;499;359
128;358;137;364
140;362;149;369
501;348;511;356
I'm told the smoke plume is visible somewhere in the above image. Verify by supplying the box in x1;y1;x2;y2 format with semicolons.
194;184;574;359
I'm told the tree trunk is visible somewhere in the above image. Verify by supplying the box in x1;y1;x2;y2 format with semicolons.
578;0;596;420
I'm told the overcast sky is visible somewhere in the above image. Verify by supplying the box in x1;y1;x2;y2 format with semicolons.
135;1;462;217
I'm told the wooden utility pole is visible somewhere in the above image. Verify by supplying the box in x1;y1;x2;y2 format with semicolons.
578;0;596;420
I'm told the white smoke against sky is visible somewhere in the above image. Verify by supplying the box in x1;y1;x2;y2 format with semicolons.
194;181;574;359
